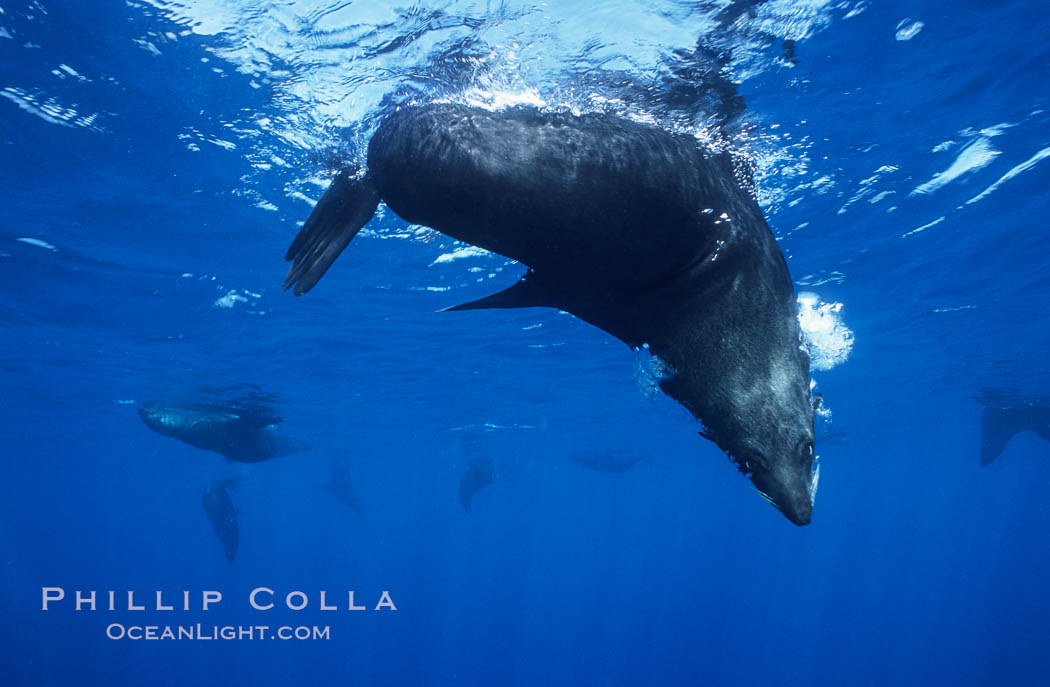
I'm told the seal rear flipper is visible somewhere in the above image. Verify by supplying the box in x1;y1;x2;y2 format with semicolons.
437;271;555;312
283;168;381;296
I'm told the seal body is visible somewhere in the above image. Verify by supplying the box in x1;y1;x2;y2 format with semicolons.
284;104;816;525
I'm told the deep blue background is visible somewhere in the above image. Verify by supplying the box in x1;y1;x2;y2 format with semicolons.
1;1;1048;685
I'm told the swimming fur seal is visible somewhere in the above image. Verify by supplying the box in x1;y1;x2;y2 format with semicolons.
284;103;817;525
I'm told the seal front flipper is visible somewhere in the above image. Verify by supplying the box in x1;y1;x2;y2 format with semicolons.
437;271;556;313
283;168;380;296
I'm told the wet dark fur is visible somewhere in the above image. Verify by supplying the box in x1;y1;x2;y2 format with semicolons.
284;104;816;524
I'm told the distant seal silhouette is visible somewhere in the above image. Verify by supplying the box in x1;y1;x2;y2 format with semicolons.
139;404;310;464
284;103;817;525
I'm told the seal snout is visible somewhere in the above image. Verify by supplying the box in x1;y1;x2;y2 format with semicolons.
780;492;813;527
750;465;815;527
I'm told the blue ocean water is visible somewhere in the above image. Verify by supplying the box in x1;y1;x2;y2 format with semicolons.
2;0;1049;684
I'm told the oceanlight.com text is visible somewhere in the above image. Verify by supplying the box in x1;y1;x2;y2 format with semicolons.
105;623;330;641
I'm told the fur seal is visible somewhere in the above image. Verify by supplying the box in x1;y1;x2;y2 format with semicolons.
284;103;817;525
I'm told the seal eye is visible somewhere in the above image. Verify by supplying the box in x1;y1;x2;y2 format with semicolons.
796;439;814;464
